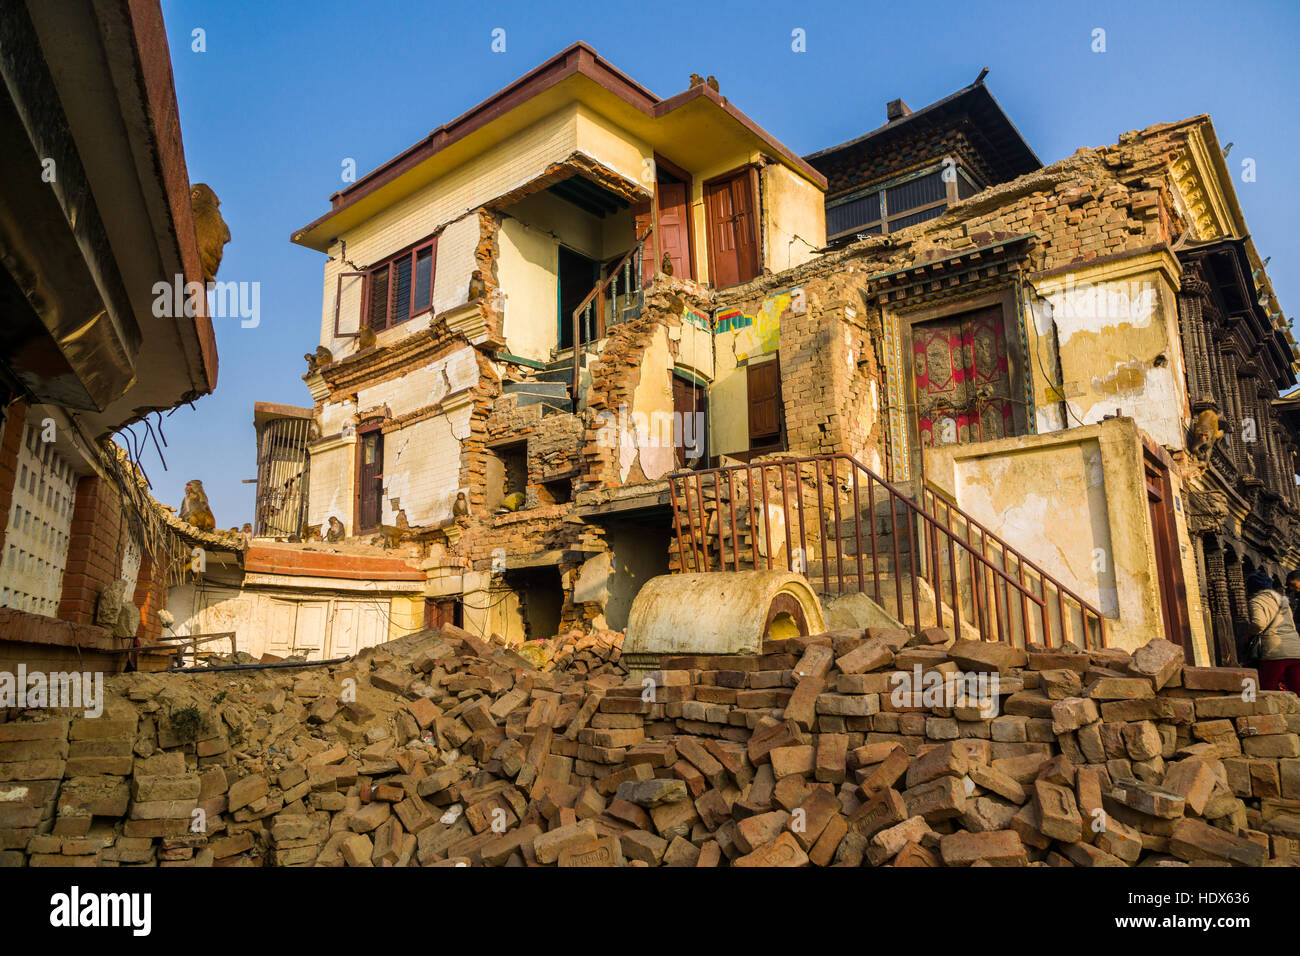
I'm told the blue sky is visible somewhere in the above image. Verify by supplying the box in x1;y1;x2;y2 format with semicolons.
155;0;1300;525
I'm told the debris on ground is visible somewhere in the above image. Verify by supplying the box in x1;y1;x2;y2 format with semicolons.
1;625;1297;866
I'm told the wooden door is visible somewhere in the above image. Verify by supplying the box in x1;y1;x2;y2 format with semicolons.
657;181;693;280
357;427;384;533
424;598;462;629
293;601;329;660
705;170;760;288
1145;459;1191;657
329;601;359;658
912;306;1014;448
747;358;782;449
673;375;708;468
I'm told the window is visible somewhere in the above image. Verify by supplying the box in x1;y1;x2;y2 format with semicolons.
1;421;75;617
365;236;437;331
826;161;976;239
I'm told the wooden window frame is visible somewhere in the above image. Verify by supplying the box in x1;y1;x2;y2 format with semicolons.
362;233;439;332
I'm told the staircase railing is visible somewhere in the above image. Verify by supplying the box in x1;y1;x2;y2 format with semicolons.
570;228;652;401
667;452;1108;649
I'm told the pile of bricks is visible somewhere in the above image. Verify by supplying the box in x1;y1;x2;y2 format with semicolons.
2;623;1297;866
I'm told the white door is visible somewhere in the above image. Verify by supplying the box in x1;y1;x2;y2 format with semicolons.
294;601;330;659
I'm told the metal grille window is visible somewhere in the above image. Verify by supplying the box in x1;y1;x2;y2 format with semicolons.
826;161;972;239
255;416;311;538
1;421;76;616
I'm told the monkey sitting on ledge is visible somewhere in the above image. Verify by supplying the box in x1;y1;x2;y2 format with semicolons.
1189;409;1224;461
178;480;215;531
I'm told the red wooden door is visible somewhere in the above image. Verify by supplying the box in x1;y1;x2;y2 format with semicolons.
357;428;384;533
912;306;1014;448
706;171;760;288
657;181;693;280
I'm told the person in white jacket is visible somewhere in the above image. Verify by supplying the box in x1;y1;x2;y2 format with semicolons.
1243;570;1300;691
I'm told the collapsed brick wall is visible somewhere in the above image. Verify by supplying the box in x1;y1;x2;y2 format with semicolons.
580;280;715;491
3;625;1296;867
718;274;888;469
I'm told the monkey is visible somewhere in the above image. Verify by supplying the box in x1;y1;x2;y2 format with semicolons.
301;521;323;542
305;345;333;375
468;269;487;301
178;480;215;531
689;73;704;88
190;184;231;285
452;491;469;517
661;252;674;277
377;510;409;549
706;75;719;92
325;516;345;542
240;523;252;538
1190;408;1224;460
357;326;377;350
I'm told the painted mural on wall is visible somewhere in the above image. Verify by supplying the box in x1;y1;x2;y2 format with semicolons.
714;286;803;360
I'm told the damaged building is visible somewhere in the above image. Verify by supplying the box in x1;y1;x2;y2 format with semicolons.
180;43;1300;672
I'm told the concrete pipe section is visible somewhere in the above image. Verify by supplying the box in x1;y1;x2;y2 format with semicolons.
622;571;826;671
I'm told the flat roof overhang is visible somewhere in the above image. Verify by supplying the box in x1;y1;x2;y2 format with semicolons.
0;0;216;435
292;43;826;252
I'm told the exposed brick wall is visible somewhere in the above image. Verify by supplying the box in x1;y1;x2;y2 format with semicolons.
813;125;999;200
131;551;166;644
56;476;124;626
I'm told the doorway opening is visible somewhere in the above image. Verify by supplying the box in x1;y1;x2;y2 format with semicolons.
356;426;384;534
503;566;564;642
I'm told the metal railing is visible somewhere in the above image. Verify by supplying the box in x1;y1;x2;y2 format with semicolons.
667;452;1107;649
570;228;652;401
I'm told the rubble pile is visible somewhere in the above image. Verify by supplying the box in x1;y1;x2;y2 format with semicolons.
1;624;1298;867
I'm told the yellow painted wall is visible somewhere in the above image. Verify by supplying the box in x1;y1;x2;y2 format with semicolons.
574;104;652;192
307;435;355;534
762;163;826;273
925;417;1206;655
387;594;423;641
498;217;559;361
1028;256;1188;449
319;103;582;350
460;573;525;644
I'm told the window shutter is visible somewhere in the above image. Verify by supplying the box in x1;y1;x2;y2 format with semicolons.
367;265;390;330
393;255;413;322
747;358;781;444
412;246;433;314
